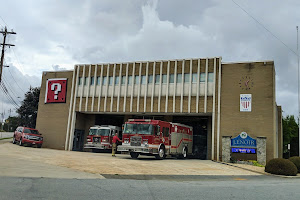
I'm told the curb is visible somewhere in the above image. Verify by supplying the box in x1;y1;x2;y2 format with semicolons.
212;160;300;178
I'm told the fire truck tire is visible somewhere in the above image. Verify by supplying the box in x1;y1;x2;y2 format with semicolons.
130;152;140;159
155;147;165;160
182;147;187;159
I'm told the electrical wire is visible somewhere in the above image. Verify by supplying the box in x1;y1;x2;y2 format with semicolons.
0;82;20;108
231;0;299;57
0;83;19;109
11;48;33;86
2;77;22;104
6;65;26;93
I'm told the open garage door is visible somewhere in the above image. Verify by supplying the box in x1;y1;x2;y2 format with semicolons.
173;116;208;159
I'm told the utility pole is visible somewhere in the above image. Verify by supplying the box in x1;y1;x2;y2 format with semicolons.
0;26;16;83
297;26;300;156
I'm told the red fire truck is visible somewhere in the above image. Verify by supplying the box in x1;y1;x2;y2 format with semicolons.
84;125;121;152
117;119;193;159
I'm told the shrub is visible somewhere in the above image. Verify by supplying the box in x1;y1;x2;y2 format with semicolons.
289;156;300;173
265;158;297;176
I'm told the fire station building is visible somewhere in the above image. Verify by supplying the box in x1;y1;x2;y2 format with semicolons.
36;57;282;162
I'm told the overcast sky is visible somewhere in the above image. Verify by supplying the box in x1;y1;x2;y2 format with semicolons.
0;0;299;120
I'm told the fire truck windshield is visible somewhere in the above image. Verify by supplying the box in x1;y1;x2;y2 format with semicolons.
89;128;110;136
89;129;98;135
123;124;153;135
98;129;110;136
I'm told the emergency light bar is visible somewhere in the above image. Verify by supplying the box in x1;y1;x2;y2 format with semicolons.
128;119;151;122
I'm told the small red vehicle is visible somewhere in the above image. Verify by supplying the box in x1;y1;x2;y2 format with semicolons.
13;127;43;148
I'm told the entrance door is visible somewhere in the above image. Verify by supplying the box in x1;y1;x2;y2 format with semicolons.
73;129;85;151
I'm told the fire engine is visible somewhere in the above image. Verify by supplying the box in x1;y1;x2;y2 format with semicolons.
117;119;193;159
84;125;121;152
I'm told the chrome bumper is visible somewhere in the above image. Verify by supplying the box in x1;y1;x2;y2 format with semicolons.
117;145;158;154
84;143;111;149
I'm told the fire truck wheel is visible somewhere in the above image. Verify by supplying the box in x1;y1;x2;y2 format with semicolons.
155;147;165;160
182;147;187;159
130;152;140;159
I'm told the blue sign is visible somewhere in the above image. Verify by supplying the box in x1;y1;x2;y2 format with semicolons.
232;148;256;154
231;132;256;148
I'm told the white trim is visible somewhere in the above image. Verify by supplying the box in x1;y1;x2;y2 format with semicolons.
104;64;109;112
44;78;68;103
97;64;104;112
65;68;76;150
188;59;192;113
151;62;156;112
85;65;91;112
180;60;185;113
217;57;222;161
130;63;135;112
158;61;163;112
173;60;177;113
165;60;170;113
79;65;85;112
123;63;129;112
110;63;116;112
68;65;80;150
137;62;142;112
204;58;208;113
91;65;97;112
117;63;122;112
212;58;216;160
196;59;200;113
144;62;149;112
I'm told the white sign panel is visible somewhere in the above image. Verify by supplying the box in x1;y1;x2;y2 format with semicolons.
240;94;252;112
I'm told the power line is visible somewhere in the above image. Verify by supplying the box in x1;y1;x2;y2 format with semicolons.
231;0;299;57
5;63;26;93
0;82;19;109
2;76;22;104
11;48;32;86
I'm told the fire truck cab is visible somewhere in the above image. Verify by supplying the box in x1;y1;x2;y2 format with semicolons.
84;125;121;152
117;119;193;159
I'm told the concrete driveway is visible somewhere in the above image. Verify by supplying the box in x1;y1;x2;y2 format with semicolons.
0;140;263;178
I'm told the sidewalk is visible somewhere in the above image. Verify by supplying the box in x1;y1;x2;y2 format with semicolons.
0;143;261;177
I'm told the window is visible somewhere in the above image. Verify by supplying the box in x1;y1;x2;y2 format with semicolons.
184;73;190;83
115;76;120;85
90;77;94;85
78;77;82;85
97;76;100;85
163;127;169;137
141;75;146;84
135;75;140;84
208;72;214;82
84;77;88;85
155;74;160;84
123;124;154;135
162;74;167;83
128;76;132;84
121;76;126;85
169;74;174;83
148;75;153;83
177;74;182;83
200;73;206;82
109;77;113;85
192;73;198;83
103;76;107;85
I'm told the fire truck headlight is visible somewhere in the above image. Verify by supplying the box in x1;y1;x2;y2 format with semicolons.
143;139;148;146
124;138;129;144
87;139;92;142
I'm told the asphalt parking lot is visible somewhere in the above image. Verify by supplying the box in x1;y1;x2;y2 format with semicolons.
0;139;263;178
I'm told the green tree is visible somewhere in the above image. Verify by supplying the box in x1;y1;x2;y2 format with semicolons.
283;115;299;146
16;87;40;128
4;116;20;132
